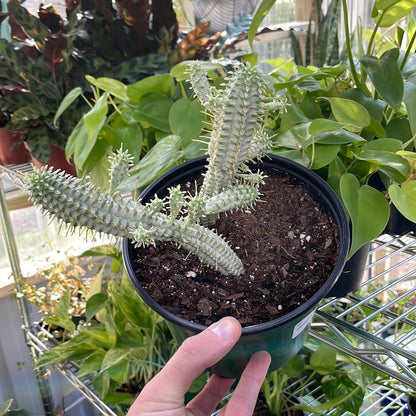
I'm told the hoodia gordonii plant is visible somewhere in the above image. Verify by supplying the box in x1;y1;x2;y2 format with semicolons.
26;63;271;276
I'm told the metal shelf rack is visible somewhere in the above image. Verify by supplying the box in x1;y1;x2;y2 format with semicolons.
1;163;415;415
312;233;416;390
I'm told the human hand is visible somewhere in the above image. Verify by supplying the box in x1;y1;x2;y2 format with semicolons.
127;316;271;416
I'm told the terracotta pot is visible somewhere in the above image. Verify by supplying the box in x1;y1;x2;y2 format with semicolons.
0;128;31;165
24;142;77;176
123;155;350;378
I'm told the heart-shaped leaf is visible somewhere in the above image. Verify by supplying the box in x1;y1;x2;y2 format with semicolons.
340;173;389;257
169;98;205;142
389;181;416;223
325;97;371;130
360;48;403;109
308;119;346;135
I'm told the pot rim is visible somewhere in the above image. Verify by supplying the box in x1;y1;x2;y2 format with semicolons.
123;154;350;336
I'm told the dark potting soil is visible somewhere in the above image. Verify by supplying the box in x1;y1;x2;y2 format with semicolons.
131;174;340;327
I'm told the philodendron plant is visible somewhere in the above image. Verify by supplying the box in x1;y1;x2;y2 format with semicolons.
26;63;271;277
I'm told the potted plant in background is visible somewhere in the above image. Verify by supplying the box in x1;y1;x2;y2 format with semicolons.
0;105;30;166
26;62;350;379
256;0;416;296
0;0;205;174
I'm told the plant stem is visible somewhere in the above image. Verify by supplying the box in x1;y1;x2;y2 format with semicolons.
341;0;360;88
400;29;416;72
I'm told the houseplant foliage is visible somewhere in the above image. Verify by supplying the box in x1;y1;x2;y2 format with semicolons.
54;71;207;187
260;0;416;257
0;0;191;164
34;246;176;412
259;341;379;416
14;250;109;339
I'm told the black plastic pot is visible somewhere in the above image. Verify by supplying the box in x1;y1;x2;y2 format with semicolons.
123;155;349;378
408;396;416;416
325;242;370;298
385;205;416;236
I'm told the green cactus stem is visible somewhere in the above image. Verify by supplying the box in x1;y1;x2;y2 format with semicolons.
25;63;272;277
188;63;270;200
26;167;245;275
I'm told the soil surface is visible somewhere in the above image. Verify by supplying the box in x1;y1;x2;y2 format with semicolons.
130;173;340;327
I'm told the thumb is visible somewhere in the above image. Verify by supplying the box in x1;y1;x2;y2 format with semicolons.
136;317;241;401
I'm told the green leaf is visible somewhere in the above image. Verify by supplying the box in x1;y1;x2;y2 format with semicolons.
84;92;109;141
306;143;340;169
86;76;128;100
169;98;205;142
80;244;121;259
170;61;221;81
281;354;305;378
345;362;378;390
374;0;416;27
43;290;76;333
389;181;416;223
357;138;410;182
65;117;87;167
128;93;172;132
308;119;346;135
85;327;115;345
127;74;175;101
314;129;366;145
325;97;371;130
360;48;404;109
247;0;276;50
101;349;131;373
87;265;105;299
340;88;386;122
93;371;111;398
101;392;134;406
86;293;108;322
118;135;184;192
106;356;130;383
340;173;389;258
0;399;12;414
54;87;82;126
309;344;336;374
114;123;143;163
403;77;416;135
275;123;309;149
77;350;105;377
322;374;364;415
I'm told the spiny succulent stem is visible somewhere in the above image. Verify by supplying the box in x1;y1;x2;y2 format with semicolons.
26;63;271;277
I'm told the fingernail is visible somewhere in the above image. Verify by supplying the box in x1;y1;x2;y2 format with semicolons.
209;318;238;340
